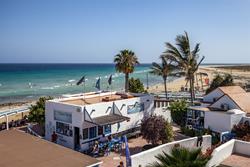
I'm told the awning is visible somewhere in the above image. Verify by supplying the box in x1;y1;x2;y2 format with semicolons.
92;114;130;126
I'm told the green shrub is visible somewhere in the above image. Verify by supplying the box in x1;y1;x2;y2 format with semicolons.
128;77;145;93
181;127;195;137
165;121;174;142
169;100;187;127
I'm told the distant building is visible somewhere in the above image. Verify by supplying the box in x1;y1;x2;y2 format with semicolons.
45;91;169;151
0;130;101;167
187;86;250;137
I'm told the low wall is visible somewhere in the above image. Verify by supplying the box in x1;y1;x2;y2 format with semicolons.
131;135;211;167
234;140;250;156
207;140;234;167
207;139;250;167
153;108;172;122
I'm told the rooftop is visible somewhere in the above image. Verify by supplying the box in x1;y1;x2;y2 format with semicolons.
220;154;250;167
218;86;246;95
226;92;250;114
0;130;101;167
59;92;137;106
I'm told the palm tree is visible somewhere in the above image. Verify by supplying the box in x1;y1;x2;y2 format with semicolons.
114;49;139;92
164;31;204;104
28;96;53;135
147;147;211;167
151;55;177;99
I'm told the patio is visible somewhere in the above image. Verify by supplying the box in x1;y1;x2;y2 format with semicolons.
96;132;189;167
219;154;250;167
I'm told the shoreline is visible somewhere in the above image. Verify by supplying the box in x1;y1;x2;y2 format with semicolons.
1;65;250;111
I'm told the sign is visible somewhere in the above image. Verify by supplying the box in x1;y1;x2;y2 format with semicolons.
127;103;144;114
54;110;72;123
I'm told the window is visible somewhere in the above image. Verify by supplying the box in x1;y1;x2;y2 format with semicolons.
54;110;72;123
89;126;97;139
104;124;111;134
98;126;103;136
82;128;89;140
56;122;72;136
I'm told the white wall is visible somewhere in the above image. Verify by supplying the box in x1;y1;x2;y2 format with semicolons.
45;94;156;150
207;139;250;167
207;139;235;167
204;111;232;133
84;94;154;134
45;101;83;149
153;108;172;122
204;111;245;133
203;89;224;103
210;95;240;110
131;135;212;167
234;140;250;156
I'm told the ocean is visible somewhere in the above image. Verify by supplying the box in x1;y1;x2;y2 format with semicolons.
0;63;169;104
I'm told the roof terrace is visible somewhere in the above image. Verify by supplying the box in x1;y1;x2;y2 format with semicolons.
57;92;140;106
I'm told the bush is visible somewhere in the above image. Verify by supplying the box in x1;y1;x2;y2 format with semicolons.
206;74;234;94
180;127;195;137
128;77;145;93
141;115;171;145
232;122;250;141
165;121;174;142
169;100;187;127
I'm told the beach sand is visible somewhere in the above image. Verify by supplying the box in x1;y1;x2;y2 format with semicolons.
147;66;250;94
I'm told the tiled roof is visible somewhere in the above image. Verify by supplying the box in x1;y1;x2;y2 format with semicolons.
226;93;250;114
218;86;246;95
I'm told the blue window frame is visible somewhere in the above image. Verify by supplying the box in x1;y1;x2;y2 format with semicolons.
89;126;97;139
104;124;111;134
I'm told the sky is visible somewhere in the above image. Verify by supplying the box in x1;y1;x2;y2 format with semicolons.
0;0;249;64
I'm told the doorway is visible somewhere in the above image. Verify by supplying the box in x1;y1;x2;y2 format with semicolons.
74;127;80;150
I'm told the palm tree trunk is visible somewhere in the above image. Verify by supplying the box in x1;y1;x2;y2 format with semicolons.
164;77;168;99
189;79;194;104
125;73;129;92
189;76;195;104
192;77;196;101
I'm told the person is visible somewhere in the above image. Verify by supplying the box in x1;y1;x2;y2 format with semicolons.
108;135;112;142
99;134;107;143
117;161;124;167
51;131;58;143
92;141;99;157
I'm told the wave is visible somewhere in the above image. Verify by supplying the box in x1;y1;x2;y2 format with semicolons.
41;87;54;90
68;79;75;83
133;69;152;74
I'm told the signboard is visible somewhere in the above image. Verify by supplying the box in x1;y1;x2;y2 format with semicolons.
54;110;72;124
127;103;144;114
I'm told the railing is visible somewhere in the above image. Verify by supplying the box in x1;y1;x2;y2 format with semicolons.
154;99;172;108
27;123;43;139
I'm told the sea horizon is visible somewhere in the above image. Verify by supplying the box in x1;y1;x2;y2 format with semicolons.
0;63;158;104
0;63;249;105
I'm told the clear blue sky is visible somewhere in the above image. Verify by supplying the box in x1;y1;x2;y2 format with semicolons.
0;0;249;64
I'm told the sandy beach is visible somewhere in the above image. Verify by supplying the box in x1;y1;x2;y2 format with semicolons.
148;65;250;94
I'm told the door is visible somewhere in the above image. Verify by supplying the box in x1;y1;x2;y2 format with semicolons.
74;127;80;150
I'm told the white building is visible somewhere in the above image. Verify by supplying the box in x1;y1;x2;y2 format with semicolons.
45;91;169;151
188;86;250;135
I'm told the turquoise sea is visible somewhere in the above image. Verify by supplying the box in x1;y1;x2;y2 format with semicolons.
0;64;170;104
